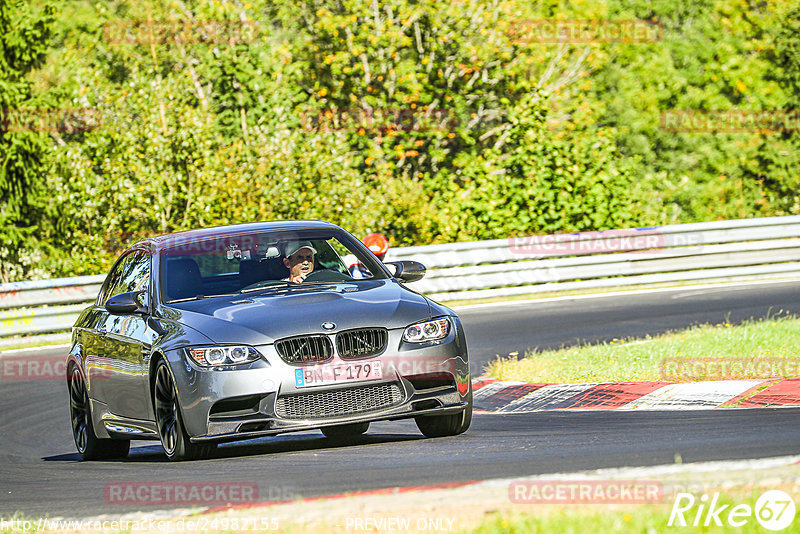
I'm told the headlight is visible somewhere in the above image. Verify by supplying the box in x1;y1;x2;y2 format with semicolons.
403;318;451;343
186;346;262;367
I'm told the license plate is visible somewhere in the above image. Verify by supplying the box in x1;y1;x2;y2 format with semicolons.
294;362;383;388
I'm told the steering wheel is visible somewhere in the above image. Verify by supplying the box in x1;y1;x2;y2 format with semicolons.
303;269;353;283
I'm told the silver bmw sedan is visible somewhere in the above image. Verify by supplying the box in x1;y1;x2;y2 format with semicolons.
66;221;472;461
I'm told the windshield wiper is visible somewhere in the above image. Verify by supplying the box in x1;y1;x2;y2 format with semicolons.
239;282;294;293
166;292;237;303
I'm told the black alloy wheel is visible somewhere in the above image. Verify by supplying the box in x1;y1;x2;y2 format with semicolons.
68;364;130;460
154;359;215;461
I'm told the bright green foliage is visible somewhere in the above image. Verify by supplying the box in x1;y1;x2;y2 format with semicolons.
593;0;797;221
260;0;643;242
433;91;644;240
751;8;800;216
0;0;54;281
2;0;800;280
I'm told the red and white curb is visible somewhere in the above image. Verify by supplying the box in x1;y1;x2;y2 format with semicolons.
472;377;800;412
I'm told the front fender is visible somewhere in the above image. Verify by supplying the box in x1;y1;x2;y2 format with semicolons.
154;347;274;438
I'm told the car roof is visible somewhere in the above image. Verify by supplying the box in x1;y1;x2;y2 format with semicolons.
134;220;342;251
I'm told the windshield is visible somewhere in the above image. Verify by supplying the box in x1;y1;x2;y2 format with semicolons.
158;229;388;303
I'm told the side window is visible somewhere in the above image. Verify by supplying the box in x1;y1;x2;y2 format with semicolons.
110;251;151;298
97;254;129;306
98;251;151;305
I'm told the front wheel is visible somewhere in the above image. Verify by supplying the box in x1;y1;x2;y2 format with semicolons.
68;365;130;460
153;360;216;461
415;383;472;438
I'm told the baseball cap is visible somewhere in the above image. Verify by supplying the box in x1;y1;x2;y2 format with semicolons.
283;240;317;258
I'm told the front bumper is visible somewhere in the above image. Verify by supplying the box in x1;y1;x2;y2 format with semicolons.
164;319;471;443
196;378;468;443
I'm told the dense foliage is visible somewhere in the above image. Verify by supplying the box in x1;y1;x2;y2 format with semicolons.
0;0;54;280
1;0;798;281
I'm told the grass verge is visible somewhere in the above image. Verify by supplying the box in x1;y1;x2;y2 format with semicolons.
486;315;800;384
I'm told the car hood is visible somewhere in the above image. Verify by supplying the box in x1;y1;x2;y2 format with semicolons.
159;280;432;345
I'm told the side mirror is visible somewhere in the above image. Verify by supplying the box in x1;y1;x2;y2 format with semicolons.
105;291;148;315
385;260;426;283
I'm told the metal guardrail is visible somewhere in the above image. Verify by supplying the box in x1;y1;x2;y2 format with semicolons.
0;275;105;338
387;216;800;301
2;216;800;338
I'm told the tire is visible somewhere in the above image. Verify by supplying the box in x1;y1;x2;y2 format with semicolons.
321;422;370;439
415;382;473;438
68;364;130;460
153;360;216;461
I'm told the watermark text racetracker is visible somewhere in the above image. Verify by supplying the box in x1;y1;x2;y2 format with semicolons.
508;228;702;256
382;353;472;396
104;481;297;506
661;110;800;133
103;19;260;46
509;480;663;504
509;19;662;43
1;354;114;381
300;107;459;133
105;481;255;506
661;357;800;381
1;355;72;381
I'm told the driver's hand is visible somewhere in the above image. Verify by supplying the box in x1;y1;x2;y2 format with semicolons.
290;273;308;283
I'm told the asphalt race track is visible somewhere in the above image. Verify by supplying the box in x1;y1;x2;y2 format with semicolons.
2;280;800;518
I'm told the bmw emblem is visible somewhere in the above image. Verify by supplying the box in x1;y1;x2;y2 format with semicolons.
321;322;336;331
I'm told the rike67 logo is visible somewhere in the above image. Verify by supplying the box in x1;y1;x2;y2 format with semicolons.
669;490;796;531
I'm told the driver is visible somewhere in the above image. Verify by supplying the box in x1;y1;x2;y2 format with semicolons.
282;241;317;283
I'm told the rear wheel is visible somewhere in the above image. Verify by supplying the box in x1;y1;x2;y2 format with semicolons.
415;383;473;438
154;360;216;461
321;422;370;439
68;365;130;460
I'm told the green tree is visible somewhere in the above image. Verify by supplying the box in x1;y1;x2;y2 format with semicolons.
752;8;800;215
10;0;800;282
0;0;55;281
592;0;789;222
